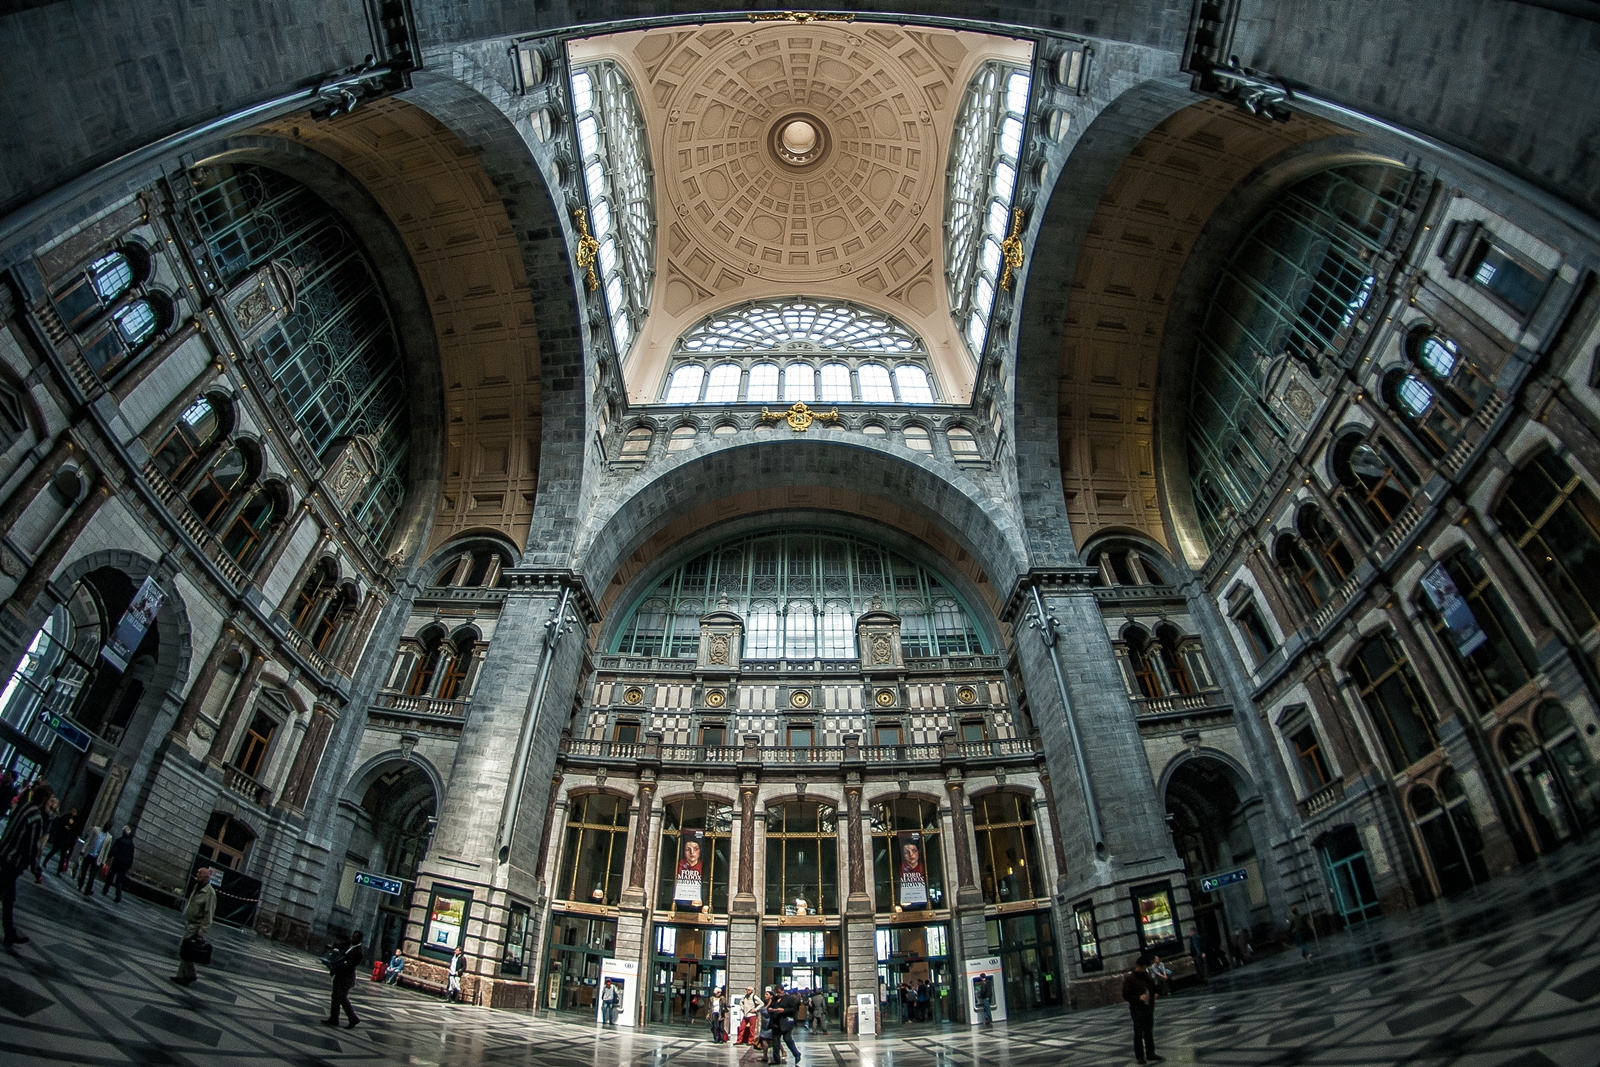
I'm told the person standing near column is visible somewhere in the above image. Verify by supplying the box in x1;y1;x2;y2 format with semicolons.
1121;954;1161;1064
0;782;54;946
78;825;109;895
447;944;466;1004
170;866;216;985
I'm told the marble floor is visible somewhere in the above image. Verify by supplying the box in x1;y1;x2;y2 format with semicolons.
3;842;1599;1066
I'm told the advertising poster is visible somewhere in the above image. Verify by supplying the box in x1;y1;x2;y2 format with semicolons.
101;576;164;671
897;831;928;908
597;957;639;1027
1135;887;1177;946
425;890;469;953
1420;563;1488;657
674;829;705;904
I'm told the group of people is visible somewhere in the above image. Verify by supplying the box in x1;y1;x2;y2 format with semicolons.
892;979;937;1023
726;985;813;1063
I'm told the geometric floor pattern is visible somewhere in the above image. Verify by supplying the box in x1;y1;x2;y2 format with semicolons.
3;841;1600;1066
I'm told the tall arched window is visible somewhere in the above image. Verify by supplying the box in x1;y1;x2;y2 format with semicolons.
704;363;741;403
818;362;852;402
1123;627;1161;699
871;797;944;911
1276;535;1330;612
783;363;815;402
1420;553;1535;711
665;365;705;403
405;628;446;696
765;801;838;915
747;362;780;402
52;249;143;331
221;481;284;568
1155;624;1196;695
1349;632;1437;770
556;793;631;906
655;798;733;913
1386;369;1467;457
1408;773;1488;898
893;365;935;404
293;560;338;634
1494;448;1600;633
435;630;477;700
153;394;229;487
1334;435;1417;532
858;364;894;403
1300;506;1354;582
187;443;254;529
972;792;1046;904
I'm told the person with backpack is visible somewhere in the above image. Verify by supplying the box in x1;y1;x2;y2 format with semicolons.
324;929;364;1027
0;781;54;946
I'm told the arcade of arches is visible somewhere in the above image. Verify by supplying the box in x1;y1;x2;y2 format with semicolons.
1;0;1598;1042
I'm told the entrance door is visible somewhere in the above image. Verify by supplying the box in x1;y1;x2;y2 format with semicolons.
985;912;1062;1015
649;925;727;1025
543;914;617;1015
763;928;842;1028
1318;826;1381;924
875;923;953;1026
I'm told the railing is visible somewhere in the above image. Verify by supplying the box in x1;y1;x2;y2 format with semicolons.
1129;689;1229;717
223;763;270;806
276;622;333;678
416;586;509;605
1299;777;1345;818
371;691;468;718
560;736;1040;767
141;461;251;590
563;739;647;760
594;653;1003;674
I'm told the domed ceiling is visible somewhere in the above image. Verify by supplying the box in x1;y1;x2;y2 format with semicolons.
569;23;1032;404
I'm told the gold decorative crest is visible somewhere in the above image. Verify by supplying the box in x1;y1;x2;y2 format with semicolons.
747;11;856;22
573;207;601;291
760;401;841;432
999;207;1026;291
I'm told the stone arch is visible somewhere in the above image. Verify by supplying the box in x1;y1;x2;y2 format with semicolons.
863;788;946;811
573;436;1031;626
655;790;738;812
1155;745;1261;805
343;750;446;812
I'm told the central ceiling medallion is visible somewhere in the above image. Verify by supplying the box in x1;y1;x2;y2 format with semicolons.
769;112;829;169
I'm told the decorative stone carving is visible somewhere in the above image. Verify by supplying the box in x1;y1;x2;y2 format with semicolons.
707;632;730;664
233;286;272;331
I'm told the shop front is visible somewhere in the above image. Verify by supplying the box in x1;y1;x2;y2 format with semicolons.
649;923;728;1025
762;927;843;1027
985;910;1062;1015
543;912;617;1015
875;922;954;1025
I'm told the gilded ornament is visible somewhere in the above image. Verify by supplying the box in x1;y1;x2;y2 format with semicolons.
623;686;644;705
790;690;811;708
875;688;896;707
747;11;856;22
705;688;727;708
759;401;841;432
957;686;977;705
999;207;1026;291
572;207;601;292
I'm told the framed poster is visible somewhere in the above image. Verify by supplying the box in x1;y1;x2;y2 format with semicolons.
673;829;705;905
422;885;472;960
1073;900;1103;973
1130;881;1179;953
102;576;164;671
897;832;928;908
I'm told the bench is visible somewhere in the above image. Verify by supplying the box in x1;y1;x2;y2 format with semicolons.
394;973;448;997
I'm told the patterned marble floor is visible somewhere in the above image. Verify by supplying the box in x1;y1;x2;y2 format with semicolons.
3;842;1599;1066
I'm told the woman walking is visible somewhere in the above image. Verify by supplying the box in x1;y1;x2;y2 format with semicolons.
709;986;726;1042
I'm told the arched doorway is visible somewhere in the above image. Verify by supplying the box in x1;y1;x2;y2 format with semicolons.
343;759;437;958
1164;756;1262;969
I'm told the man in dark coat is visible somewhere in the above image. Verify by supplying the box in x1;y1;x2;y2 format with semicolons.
101;826;135;901
1121;953;1162;1064
324;929;364;1028
0;782;55;946
41;807;79;874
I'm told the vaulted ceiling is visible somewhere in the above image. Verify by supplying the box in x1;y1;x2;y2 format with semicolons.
569;22;1032;404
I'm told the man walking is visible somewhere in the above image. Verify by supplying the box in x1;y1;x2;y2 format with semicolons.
78;824;109;895
324;930;364;1028
40;806;79;874
171;866;216;986
102;826;135;901
1122;953;1162;1065
0;782;54;947
768;985;802;1065
1288;907;1314;961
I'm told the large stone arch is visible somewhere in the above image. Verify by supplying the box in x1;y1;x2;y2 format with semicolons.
343;749;447;811
571;436;1031;623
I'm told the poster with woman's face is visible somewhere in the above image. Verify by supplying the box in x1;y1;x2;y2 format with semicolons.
897;832;927;907
674;829;705;904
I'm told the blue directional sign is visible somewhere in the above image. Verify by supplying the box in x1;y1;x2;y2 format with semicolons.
353;871;404;895
1200;868;1249;893
37;709;92;752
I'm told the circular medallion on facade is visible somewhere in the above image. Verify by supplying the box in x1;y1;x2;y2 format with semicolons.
875;688;896;707
623;687;644;705
956;686;978;705
705;688;727;708
790;690;811;708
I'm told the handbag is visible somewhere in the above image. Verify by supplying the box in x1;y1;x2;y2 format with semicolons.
179;935;213;965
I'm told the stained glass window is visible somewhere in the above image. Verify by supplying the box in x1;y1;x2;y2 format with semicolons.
610;530;985;659
570;62;655;358
946;62;1032;361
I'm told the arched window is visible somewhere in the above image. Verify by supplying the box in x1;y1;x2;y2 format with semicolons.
1155;624;1196;695
656;798;733;913
947;427;979;459
783;363;815;403
818;362;852;403
309;583;355;654
187;444;253;529
765;801;838;915
1334;435;1416;531
784;600;817;659
435;630;477;700
1123;627;1162;699
972;792;1047;904
1420;553;1535;711
556;793;631;906
152;394;228;486
1501;705;1599;853
871;797;944;911
618;426;653;460
704;363;741;403
1408;773;1488;897
893;365;935;404
51;248;147;331
1386;370;1465;457
747;362;780;402
199;812;255;871
405;628;447;696
1300;506;1354;582
665;365;705;404
293;560;338;635
902;425;932;453
221;481;283;568
1349;632;1437;770
1494;448;1600;632
1408;326;1494;412
1276;535;1330;612
667;425;697;452
858;364;894;403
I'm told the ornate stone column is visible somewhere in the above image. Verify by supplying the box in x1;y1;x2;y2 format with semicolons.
206;647;266;767
842;773;875;1033
726;773;762;1002
280;705;335;811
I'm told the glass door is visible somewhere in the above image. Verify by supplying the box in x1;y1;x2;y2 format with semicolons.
875;923;954;1026
985;912;1062;1015
649;925;727;1025
763;928;842;1027
543;914;616;1015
